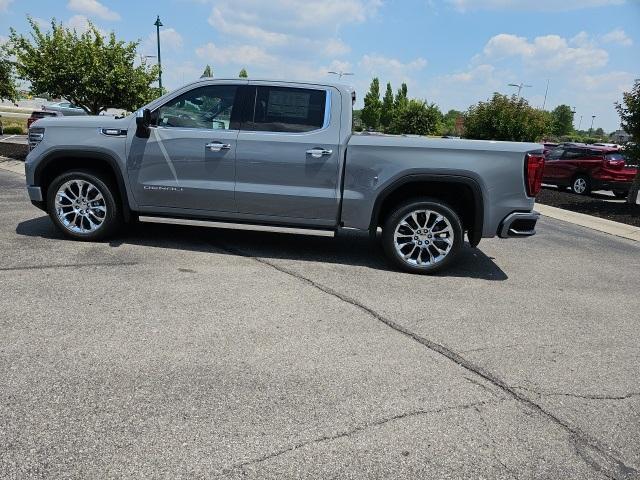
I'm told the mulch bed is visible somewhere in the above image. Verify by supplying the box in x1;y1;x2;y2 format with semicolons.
537;187;640;227
0;142;28;161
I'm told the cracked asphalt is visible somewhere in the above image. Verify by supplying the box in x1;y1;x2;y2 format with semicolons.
1;168;639;479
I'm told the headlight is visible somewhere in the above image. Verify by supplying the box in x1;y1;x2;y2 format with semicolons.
28;127;45;150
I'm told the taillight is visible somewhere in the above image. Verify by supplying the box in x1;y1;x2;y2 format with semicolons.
525;152;545;197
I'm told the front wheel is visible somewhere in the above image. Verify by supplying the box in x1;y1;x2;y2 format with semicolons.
571;175;591;195
47;170;121;241
382;199;463;274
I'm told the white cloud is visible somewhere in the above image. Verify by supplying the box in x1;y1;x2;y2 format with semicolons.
67;0;120;21
448;0;625;11
0;0;13;12
143;28;184;56
601;28;633;46
481;33;609;70
195;43;276;67
359;54;427;77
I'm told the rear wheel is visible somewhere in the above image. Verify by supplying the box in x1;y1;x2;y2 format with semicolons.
571;175;591;195
382;198;463;274
46;170;121;241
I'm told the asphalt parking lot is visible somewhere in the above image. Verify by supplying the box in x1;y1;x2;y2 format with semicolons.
1;168;639;479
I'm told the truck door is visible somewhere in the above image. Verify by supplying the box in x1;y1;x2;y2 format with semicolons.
234;84;341;223
127;84;241;213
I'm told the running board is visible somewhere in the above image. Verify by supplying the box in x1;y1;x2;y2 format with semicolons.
138;216;335;237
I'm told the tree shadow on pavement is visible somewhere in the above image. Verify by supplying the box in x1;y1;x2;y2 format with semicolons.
16;215;508;281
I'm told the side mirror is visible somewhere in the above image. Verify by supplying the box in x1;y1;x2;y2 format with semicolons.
135;108;152;138
136;108;151;128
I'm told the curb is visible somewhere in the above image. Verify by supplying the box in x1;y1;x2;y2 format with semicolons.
0;156;25;176
535;203;640;243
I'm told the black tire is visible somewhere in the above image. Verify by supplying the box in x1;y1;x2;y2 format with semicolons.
571;175;591;195
46;170;121;241
613;190;628;199
382;198;463;274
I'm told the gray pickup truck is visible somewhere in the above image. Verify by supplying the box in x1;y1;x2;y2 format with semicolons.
25;79;544;273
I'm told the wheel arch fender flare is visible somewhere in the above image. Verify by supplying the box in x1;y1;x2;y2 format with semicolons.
369;173;485;247
34;148;132;222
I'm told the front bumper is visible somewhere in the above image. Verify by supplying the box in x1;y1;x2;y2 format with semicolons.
27;185;43;202
498;211;539;238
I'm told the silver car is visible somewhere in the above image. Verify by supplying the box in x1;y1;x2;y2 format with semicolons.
42;102;87;116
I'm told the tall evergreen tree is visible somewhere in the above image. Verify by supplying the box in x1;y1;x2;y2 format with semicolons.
201;65;213;78
380;82;395;131
238;68;248;78
361;77;382;130
394;83;408;111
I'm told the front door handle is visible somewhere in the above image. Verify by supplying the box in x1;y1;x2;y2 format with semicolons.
206;141;231;152
306;148;333;158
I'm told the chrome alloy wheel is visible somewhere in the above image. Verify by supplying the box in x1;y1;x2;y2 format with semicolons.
393;209;454;267
573;177;587;194
54;179;107;234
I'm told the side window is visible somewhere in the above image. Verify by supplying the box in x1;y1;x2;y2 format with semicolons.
244;86;327;133
155;85;238;130
562;148;585;160
547;148;564;160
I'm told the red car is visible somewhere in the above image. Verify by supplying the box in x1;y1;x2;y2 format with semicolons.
543;143;637;198
26;110;60;128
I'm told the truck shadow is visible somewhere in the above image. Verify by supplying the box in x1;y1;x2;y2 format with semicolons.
16;216;508;281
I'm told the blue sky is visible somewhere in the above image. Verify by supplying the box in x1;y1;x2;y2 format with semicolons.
1;0;639;130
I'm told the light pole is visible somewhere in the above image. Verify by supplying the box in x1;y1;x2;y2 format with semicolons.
328;71;354;80
542;79;550;110
154;15;163;91
571;107;576;130
508;82;532;99
589;115;596;136
578;115;583;131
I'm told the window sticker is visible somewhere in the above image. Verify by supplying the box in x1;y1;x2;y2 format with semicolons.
267;90;310;119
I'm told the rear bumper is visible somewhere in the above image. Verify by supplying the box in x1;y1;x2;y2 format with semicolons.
498;211;539;238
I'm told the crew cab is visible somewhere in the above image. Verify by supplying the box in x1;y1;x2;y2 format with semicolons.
24;79;543;274
543;143;637;198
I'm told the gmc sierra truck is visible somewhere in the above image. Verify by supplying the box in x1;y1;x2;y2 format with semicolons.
25;79;544;274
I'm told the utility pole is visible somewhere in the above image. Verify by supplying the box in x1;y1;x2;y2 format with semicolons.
154;15;163;91
571;107;576;129
542;79;550;110
589;115;596;136
578;115;583;131
508;82;532;99
328;71;354;80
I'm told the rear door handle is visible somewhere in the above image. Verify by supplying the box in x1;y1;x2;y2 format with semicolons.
206;141;231;152
306;148;333;158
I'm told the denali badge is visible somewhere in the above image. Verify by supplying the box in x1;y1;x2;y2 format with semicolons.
143;185;184;192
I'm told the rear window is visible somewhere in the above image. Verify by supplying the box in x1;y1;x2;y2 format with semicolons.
244;86;327;133
32;111;58;119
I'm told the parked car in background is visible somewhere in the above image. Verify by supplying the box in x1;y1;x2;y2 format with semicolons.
42;102;87;116
543;143;637;198
27;110;60;128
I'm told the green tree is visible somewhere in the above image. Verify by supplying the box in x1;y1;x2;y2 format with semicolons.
380;82;394;132
201;65;213;78
463;93;551;142
389;99;442;136
9;18;159;115
615;79;640;202
0;45;18;102
394;82;408;112
361;77;382;130
550;104;574;137
238;68;248;78
441;109;463;136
